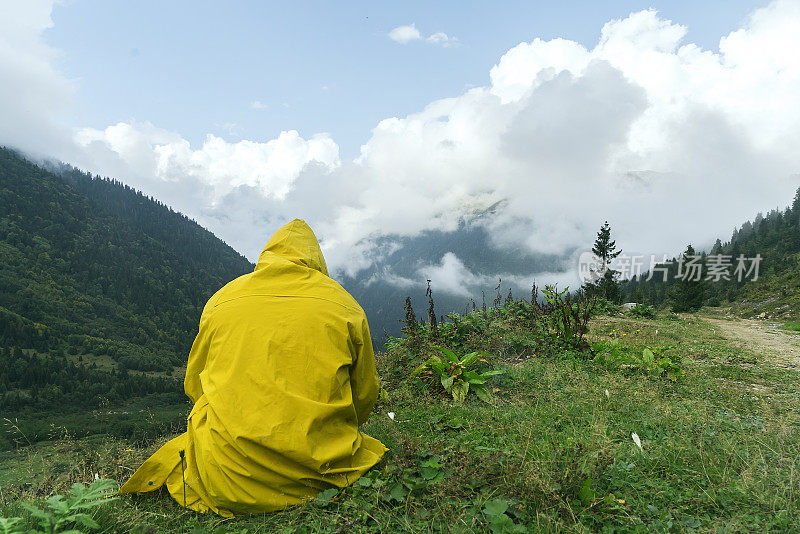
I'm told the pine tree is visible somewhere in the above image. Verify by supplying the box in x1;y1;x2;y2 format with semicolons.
670;244;705;312
583;221;622;301
792;186;800;226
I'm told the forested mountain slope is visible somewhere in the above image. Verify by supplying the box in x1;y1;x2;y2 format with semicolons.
0;147;253;424
621;186;800;318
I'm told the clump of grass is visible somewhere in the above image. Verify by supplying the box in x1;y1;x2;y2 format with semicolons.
780;321;800;332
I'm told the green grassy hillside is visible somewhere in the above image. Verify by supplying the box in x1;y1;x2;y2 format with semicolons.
0;148;253;449
1;148;798;531
1;301;798;532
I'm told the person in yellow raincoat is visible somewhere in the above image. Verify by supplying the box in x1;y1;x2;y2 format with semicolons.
120;219;387;516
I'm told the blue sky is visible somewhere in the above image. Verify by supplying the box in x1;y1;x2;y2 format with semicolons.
47;0;768;158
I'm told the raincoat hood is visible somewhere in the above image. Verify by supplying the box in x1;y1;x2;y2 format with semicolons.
255;219;328;276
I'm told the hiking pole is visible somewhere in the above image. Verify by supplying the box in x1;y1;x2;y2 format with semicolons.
179;449;186;508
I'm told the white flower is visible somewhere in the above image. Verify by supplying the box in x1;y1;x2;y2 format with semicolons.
631;432;642;450
388;412;396;421
94;473;99;480
604;389;610;399
655;330;658;335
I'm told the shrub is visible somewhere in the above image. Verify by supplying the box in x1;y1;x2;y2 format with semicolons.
593;298;622;315
411;346;504;403
628;304;656;319
539;285;594;350
591;340;684;381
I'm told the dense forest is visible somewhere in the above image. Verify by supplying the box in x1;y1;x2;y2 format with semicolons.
621;186;800;317
0;147;253;442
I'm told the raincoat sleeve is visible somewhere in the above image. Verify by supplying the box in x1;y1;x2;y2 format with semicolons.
183;292;222;402
184;314;212;404
350;316;379;426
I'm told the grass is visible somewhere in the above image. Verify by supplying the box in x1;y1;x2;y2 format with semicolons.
1;309;799;532
780;321;800;333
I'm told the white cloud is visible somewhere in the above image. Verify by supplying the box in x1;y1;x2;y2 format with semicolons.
374;252;565;298
250;100;268;110
0;0;74;156
427;32;458;47
388;24;457;47
3;1;800;288
418;253;485;297
74;122;339;203
388;24;421;44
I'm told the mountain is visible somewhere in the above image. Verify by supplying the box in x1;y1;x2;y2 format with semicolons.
341;225;570;340
0;147;253;447
620;186;800;317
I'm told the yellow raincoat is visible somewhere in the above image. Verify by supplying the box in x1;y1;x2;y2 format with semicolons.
120;219;387;515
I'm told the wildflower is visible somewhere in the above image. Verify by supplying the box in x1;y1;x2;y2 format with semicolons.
387;412;396;421
125;448;133;452
631;432;642;451
94;473;100;480
604;389;610;399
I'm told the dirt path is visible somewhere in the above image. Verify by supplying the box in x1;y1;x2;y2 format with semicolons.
705;317;800;371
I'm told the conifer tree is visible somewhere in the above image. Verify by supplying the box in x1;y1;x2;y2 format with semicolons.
793;186;800;225
670;244;705;312
583;221;622;301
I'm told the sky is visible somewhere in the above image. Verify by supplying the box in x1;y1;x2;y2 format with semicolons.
43;0;768;158
2;0;799;293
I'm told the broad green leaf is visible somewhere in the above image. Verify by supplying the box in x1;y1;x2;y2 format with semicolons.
429;359;447;375
479;369;506;378
463;370;486;384
410;356;438;377
642;348;655;365
388;483;407;502
314;487;339;506
441;375;455;391
420;466;439;480
483;498;509;516
473;384;492;403
460;351;484;367
489;513;523;534
434;346;460;363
